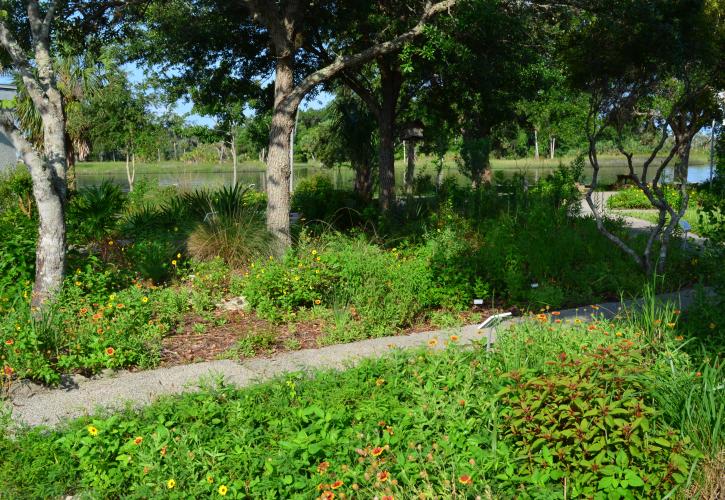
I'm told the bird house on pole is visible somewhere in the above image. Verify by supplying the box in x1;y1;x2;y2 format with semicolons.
401;120;424;196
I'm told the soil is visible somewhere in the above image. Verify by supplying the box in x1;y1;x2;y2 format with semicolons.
160;307;500;367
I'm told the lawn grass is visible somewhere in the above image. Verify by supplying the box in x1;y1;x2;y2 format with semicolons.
615;207;712;236
75;151;711;175
1;314;721;499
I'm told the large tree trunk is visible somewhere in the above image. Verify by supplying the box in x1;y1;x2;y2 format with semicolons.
266;55;297;251
377;60;402;211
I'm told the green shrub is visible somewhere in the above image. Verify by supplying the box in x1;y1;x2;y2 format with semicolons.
497;341;699;497
607;185;683;209
0;207;36;303
291;174;371;229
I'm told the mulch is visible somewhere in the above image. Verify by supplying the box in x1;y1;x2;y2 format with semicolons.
160;306;500;367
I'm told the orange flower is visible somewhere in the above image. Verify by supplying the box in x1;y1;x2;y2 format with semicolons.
79;307;88;315
320;491;334;500
4;339;13;345
695;371;702;377
371;446;384;457
551;311;560;316
97;327;104;334
591;305;600;310
554;319;562;324
314;299;322;305
675;335;684;341
450;334;459;342
381;496;394;500
92;312;103;321
105;347;115;356
331;480;343;489
160;445;167;456
375;378;385;387
133;436;143;445
116;303;125;309
3;365;13;376
317;461;331;474
377;470;390;482
673;309;681;315
459;474;473;485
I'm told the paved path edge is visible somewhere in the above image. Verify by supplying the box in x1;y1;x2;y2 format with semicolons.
6;288;705;428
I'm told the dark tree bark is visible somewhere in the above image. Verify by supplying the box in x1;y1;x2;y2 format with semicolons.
244;0;457;249
377;61;403;210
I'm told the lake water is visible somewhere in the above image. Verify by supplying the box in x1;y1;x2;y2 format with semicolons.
76;162;714;193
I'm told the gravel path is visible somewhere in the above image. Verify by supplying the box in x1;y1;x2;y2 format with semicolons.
7;289;701;428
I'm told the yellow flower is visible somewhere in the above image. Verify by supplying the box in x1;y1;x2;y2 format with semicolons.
311;249;318;255
710;322;717;330
108;240;114;246
314;299;321;305
142;296;149;303
87;425;99;436
171;260;177;266
75;281;82;286
218;485;228;496
427;338;438;347
207;475;214;484
177;253;182;259
375;378;385;386
167;479;176;489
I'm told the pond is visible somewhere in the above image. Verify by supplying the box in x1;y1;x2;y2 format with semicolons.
75;161;714;192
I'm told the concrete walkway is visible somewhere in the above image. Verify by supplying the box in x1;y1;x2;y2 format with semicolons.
6;289;702;428
579;192;706;245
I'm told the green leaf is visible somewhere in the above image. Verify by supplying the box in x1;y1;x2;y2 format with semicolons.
625;470;644;487
616;450;629;468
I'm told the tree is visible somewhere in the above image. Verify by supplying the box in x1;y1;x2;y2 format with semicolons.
0;1;70;306
135;0;456;252
195;100;246;184
315;90;378;201
87;66;149;191
409;0;545;188
565;0;725;274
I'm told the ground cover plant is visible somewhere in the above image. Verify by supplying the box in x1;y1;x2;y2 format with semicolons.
1;306;721;498
0;162;710;385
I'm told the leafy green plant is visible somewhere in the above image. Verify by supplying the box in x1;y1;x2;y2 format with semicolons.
67;181;126;243
497;341;700;498
187;204;273;268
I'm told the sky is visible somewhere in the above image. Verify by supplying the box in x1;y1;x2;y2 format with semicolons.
125;63;334;127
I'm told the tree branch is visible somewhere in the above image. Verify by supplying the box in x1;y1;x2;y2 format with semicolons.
285;0;457;107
